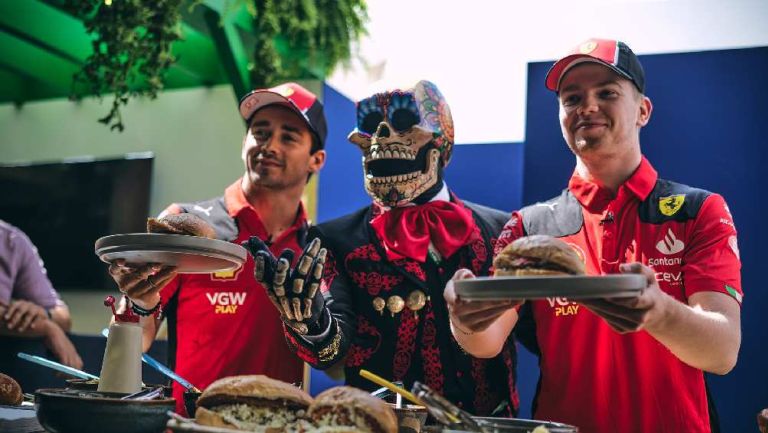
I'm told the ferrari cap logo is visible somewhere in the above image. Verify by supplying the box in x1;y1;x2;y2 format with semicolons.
272;84;295;98
579;41;598;54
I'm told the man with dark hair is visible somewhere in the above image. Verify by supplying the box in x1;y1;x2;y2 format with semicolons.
445;39;742;432
108;82;327;414
245;80;521;417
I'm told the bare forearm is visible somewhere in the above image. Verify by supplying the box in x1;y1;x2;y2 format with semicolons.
140;316;161;352
452;309;518;358
49;305;72;332
647;293;740;375
0;318;52;338
0;319;63;338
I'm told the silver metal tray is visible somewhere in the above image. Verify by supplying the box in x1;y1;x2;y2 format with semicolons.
95;233;247;274
433;417;577;432
454;274;645;300
168;417;577;433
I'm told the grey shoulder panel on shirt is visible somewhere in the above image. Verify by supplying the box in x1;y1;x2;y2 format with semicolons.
177;197;239;241
519;189;583;237
638;179;712;224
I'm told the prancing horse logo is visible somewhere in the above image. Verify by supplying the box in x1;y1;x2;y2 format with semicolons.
659;194;685;217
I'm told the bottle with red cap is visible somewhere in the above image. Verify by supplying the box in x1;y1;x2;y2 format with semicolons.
97;295;143;394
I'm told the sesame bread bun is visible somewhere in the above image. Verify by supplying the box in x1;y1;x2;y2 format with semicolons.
196;375;312;431
493;235;584;276
0;373;23;406
308;386;397;433
198;375;313;408
147;213;215;239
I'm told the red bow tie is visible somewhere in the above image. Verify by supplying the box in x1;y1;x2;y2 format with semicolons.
370;200;476;263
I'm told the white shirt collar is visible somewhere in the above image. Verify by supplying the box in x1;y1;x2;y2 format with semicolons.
429;182;450;203
379;182;449;211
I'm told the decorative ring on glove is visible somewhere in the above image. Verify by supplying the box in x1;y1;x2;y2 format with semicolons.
286;320;309;335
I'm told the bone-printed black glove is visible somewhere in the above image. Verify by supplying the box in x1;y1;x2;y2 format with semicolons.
242;236;327;335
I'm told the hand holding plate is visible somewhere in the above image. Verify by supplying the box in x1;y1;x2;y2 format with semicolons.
444;268;518;333
578;262;665;333
108;260;177;308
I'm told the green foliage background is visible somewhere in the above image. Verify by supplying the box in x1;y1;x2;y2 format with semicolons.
67;0;367;131
249;0;368;87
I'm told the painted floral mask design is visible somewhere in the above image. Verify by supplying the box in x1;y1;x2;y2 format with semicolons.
348;80;454;207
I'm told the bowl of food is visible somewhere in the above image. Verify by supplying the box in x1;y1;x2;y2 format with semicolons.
65;379;170;396
65;378;100;391
35;388;175;433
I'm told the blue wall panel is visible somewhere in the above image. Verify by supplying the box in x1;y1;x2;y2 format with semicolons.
446;142;523;212
524;46;768;432
445;141;535;422
318;84;370;222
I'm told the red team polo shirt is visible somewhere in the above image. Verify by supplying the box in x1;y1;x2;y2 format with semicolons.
159;181;305;414
496;157;742;433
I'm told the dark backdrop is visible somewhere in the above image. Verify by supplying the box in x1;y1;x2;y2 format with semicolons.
0;155;153;290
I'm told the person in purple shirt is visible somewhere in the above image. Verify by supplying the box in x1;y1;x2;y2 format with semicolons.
0;220;82;368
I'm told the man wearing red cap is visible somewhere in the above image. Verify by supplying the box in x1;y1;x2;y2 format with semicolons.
108;82;327;414
445;39;742;432
244;80;521;417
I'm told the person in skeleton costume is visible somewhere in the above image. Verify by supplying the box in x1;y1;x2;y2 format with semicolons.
244;81;520;416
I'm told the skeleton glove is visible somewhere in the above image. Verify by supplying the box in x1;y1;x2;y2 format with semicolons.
242;237;327;335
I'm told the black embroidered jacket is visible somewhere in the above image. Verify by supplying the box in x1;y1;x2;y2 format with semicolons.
282;198;520;416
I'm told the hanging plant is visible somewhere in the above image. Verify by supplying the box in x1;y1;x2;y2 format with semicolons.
249;0;368;87
67;0;367;131
67;0;184;131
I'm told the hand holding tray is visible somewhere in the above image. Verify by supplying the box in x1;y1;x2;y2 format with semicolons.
95;233;247;274
454;274;646;301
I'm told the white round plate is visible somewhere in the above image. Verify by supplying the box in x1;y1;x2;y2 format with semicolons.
95;234;247;274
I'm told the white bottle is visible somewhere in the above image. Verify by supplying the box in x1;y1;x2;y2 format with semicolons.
98;296;143;394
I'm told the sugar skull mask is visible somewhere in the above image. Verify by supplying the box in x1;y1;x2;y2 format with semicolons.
348;80;454;207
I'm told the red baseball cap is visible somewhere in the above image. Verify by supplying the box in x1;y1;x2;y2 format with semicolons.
545;38;645;93
239;82;328;149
